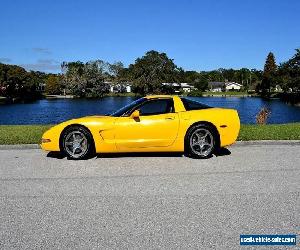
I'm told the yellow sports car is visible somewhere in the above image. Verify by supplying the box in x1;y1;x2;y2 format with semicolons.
41;95;240;159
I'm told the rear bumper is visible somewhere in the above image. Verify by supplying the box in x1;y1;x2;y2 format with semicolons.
219;110;240;147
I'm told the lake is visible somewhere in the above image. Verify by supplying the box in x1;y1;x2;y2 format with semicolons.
1;96;300;125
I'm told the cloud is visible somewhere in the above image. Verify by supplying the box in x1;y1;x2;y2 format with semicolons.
37;59;59;64
0;58;12;63
32;47;51;55
20;59;61;72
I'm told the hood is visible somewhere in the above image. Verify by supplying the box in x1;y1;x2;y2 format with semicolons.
64;115;116;125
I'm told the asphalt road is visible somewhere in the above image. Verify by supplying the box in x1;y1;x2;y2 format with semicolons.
0;144;299;249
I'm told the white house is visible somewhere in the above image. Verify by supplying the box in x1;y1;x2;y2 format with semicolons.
161;82;194;93
225;82;243;91
108;82;132;93
209;82;243;92
126;84;131;93
180;83;194;92
273;85;283;92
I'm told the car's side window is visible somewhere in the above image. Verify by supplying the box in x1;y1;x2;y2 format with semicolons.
180;98;211;111
136;99;174;116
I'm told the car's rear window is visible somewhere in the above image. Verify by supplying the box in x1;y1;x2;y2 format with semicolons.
180;97;211;111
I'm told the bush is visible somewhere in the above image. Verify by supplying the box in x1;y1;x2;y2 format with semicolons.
187;90;203;97
256;107;271;124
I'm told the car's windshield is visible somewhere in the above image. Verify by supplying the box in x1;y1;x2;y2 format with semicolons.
110;98;146;117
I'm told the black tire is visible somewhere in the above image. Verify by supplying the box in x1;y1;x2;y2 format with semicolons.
61;125;95;160
184;124;217;159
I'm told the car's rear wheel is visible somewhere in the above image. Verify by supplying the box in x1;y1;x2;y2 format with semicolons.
61;126;95;160
185;124;216;158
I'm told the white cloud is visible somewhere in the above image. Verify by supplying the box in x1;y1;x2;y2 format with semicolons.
0;58;12;63
32;47;52;55
20;59;61;72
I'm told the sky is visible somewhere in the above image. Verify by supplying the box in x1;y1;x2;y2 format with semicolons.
0;0;299;73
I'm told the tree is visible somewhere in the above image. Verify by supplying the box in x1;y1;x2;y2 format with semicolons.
45;75;61;94
237;68;251;91
61;61;86;97
206;70;224;82
109;61;124;82
128;50;181;95
83;60;110;97
194;74;208;91
222;68;235;82
250;69;263;91
0;63;42;100
61;60;110;97
183;71;200;83
278;48;300;92
261;52;277;95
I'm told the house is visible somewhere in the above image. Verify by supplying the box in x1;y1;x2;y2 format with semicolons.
180;83;194;92
225;82;243;91
208;82;242;92
273;85;283;92
108;82;132;93
161;83;194;93
36;82;46;92
208;82;225;92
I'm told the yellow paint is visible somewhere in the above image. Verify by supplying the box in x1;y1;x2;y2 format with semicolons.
41;95;240;153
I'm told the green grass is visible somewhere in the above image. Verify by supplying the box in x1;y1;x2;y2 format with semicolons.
104;92;139;97
0;96;7;103
0;125;52;145
204;91;250;96
0;123;299;145
238;123;300;141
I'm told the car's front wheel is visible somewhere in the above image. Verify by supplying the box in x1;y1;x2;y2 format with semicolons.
185;124;216;158
61;126;95;160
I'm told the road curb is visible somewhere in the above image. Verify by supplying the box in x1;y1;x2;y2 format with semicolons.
0;140;300;150
0;144;40;150
234;140;300;146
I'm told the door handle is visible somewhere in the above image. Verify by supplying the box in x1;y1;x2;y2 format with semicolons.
165;116;175;120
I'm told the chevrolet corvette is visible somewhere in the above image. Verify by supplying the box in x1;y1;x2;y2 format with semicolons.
41;95;240;159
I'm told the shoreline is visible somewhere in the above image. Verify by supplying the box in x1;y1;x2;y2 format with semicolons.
0;92;298;100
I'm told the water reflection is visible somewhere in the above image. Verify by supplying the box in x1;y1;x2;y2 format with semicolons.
0;96;300;125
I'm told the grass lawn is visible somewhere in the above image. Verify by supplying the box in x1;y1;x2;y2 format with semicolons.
104;92;139;97
0;96;7;103
203;91;251;96
0;123;299;145
238;123;300;141
0;125;52;145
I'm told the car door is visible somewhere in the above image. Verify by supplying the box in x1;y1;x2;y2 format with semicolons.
114;98;179;150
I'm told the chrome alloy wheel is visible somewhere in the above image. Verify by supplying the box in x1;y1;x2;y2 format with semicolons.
64;130;88;159
189;128;214;157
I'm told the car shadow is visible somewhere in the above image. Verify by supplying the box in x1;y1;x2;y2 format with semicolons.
97;147;231;159
46;148;231;160
97;152;184;158
46;151;66;159
214;147;232;157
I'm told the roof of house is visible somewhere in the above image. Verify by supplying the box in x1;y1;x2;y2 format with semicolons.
162;82;193;87
161;82;180;87
225;82;242;87
209;81;243;88
208;82;225;88
105;81;132;86
180;83;192;87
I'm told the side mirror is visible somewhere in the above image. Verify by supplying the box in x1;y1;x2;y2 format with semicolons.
130;110;140;119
